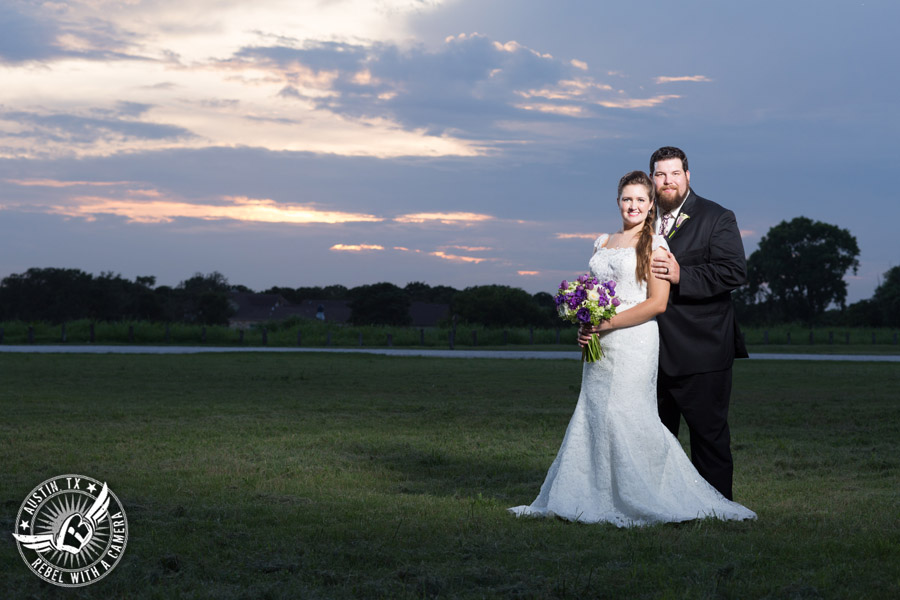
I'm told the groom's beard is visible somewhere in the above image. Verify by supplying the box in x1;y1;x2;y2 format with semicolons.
657;186;689;213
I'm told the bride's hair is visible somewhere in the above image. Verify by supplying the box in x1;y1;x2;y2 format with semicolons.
616;170;657;284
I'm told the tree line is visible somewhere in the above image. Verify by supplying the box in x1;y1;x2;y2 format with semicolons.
1;217;897;328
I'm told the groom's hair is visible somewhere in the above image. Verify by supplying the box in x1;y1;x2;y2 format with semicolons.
649;146;689;173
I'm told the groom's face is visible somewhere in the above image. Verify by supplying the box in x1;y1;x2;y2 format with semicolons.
652;158;690;213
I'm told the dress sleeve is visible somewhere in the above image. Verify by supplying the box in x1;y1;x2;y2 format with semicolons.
651;234;669;253
593;233;610;255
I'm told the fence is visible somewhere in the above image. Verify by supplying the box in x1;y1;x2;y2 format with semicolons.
0;322;580;348
2;322;898;348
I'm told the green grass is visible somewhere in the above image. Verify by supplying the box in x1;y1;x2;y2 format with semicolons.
1;354;898;598
3;319;899;354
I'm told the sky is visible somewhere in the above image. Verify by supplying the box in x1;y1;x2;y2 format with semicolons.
1;0;897;303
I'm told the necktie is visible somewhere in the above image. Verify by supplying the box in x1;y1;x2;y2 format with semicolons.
659;213;671;236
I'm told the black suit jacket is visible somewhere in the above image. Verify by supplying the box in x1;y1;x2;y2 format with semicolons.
657;190;748;376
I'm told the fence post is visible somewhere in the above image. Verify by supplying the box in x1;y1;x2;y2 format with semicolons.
239;330;245;344
128;325;135;343
326;331;332;346
357;332;362;346
786;331;791;345
201;327;206;343
387;333;393;347
503;330;508;345
828;331;833;345
28;326;35;344
90;322;95;343
262;327;268;345
61;322;67;343
420;328;425;346
763;330;769;344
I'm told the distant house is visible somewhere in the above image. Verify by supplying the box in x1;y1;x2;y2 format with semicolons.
228;291;448;328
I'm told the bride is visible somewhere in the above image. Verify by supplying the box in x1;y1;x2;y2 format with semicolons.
509;171;756;527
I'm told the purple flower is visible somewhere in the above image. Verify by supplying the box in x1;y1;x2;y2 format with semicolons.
585;281;594;290
560;280;569;290
597;294;608;307
611;297;621;307
554;294;564;306
605;280;616;294
576;307;591;323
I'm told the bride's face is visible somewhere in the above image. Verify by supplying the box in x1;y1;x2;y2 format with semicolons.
618;184;653;229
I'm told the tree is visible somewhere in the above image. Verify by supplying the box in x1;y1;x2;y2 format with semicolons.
348;282;411;325
176;272;234;325
0;267;94;322
744;217;860;323
871;266;900;327
531;291;558;328
451;285;550;327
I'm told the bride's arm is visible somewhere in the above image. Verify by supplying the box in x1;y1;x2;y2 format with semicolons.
598;247;670;331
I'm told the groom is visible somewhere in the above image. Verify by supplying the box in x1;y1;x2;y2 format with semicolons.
649;146;748;500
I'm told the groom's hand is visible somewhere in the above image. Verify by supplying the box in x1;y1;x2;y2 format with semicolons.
652;250;680;284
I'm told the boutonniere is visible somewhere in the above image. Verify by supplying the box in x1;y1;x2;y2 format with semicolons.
668;213;690;238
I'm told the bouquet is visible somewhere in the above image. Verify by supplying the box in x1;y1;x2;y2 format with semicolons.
555;274;619;362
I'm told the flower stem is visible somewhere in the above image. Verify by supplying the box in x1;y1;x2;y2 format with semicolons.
582;333;604;363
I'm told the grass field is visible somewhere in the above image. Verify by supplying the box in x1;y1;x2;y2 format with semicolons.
2;319;899;355
1;353;898;599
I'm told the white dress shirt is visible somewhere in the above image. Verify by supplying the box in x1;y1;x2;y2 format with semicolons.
656;192;689;237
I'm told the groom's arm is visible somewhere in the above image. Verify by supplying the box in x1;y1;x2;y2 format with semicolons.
677;210;747;300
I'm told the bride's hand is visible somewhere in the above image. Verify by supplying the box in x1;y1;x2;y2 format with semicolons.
577;325;600;347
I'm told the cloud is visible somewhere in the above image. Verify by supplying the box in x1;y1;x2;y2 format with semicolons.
444;245;492;251
330;244;385;252
0;106;196;159
394;212;494;224
555;233;598;240
430;250;493;264
226;32;681;142
5;178;132;188
655;75;712;84
596;95;681;109
7;193;384;225
517;270;539;276
1;1;693;163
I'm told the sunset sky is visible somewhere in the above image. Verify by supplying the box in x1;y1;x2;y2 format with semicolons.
1;0;897;303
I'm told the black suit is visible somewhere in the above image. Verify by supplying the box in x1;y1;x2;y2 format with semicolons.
656;189;748;500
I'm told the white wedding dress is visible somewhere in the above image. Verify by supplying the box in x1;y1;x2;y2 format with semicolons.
509;234;756;527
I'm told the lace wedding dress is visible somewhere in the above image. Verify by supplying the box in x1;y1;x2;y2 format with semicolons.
509;234;756;527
